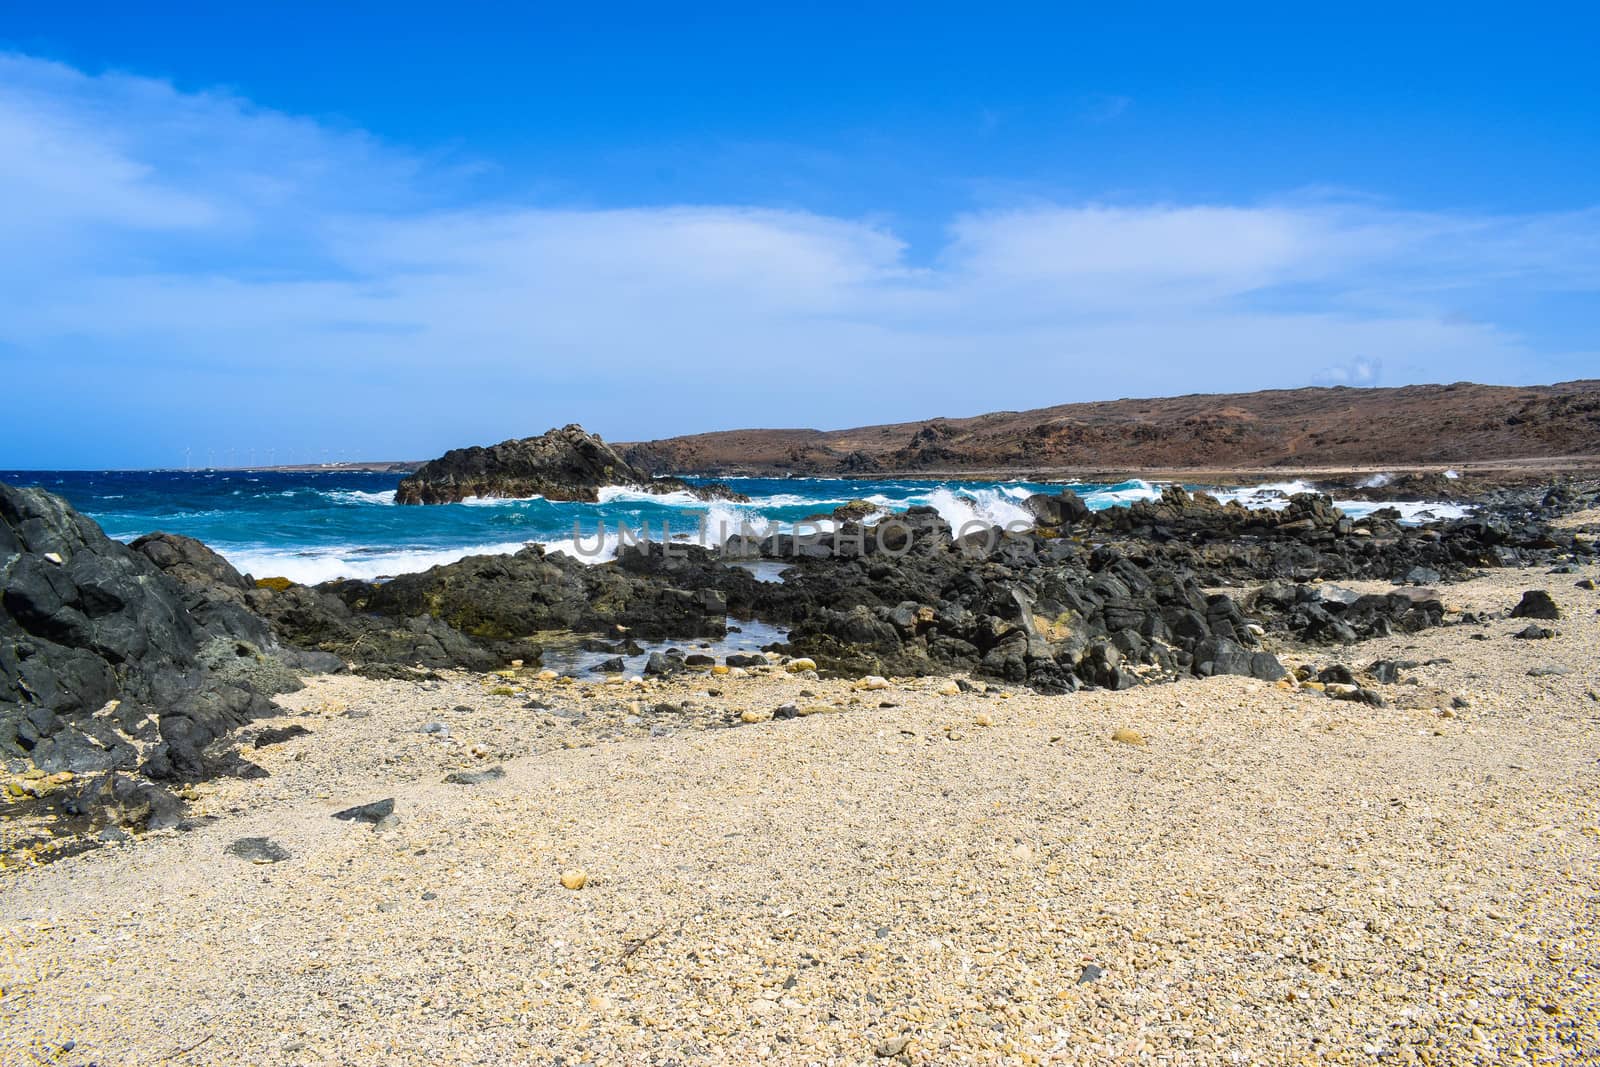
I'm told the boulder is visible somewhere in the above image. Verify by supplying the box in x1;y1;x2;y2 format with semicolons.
0;482;305;792
1510;590;1561;620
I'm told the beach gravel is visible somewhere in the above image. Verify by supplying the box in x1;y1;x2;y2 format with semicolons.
2;565;1597;1065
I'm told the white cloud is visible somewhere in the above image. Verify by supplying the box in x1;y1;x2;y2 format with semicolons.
1314;357;1384;387
0;51;1597;466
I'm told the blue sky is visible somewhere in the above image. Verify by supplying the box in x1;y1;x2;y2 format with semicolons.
2;3;1597;468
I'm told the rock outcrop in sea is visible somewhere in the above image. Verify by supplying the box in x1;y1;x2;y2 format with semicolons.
396;423;749;505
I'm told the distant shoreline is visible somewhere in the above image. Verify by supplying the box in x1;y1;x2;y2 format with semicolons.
12;455;1599;489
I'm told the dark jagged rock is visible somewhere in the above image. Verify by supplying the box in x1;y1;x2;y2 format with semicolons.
242;540;752;679
332;477;1590;697
351;542;731;643
253;724;312;747
1510;590;1561;620
1367;659;1409;684
331;798;394;824
396;423;749;505
829;500;882;523
1023;488;1092;528
709;480;1595;690
0;483;313;791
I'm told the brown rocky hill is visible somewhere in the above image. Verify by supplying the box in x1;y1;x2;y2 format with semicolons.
620;380;1600;477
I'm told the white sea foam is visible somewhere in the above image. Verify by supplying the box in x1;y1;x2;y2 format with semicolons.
595;485;700;507
1083;479;1161;506
459;493;545;506
223;540;535;584
914;486;1037;532
746;492;845;509
699;502;774;541
1333;499;1471;522
543;529;625;563
1211;480;1318;508
223;474;1474;584
320;488;397;506
1359;473;1393;488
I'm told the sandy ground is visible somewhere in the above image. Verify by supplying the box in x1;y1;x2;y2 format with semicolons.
2;565;1598;1066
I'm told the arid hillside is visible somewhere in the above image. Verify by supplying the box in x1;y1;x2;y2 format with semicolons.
620;380;1600;477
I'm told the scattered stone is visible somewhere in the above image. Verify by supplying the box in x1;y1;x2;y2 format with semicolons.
1366;660;1405;684
226;836;290;864
443;765;505;785
1512;623;1555;640
561;868;588;890
1327;685;1387;707
643;652;680;677
1510;590;1561;620
1401;565;1442;586
1111;727;1146;747
1527;665;1572;677
1575;578;1596;590
784;658;818;673
874;1035;911;1058
1077;963;1105;984
1317;664;1357;686
856;675;891;690
253;724;311;747
332;798;395;824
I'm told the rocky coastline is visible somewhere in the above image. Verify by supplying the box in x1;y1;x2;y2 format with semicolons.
5;468;1598;865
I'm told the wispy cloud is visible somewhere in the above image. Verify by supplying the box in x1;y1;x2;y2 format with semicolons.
1314;356;1384;387
1080;93;1132;123
1;53;1596;466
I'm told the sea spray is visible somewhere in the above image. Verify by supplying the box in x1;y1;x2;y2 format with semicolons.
4;468;1472;585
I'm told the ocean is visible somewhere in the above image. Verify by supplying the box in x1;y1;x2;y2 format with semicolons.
0;469;1471;586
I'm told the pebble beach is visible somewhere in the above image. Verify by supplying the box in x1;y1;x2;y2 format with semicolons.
3;564;1597;1066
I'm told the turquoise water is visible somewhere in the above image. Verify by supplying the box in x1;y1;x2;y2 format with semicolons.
0;469;1067;583
1;469;1467;584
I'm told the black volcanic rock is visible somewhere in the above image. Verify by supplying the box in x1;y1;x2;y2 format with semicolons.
396;423;749;505
0;482;305;789
1024;488;1092;528
1510;589;1561;620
